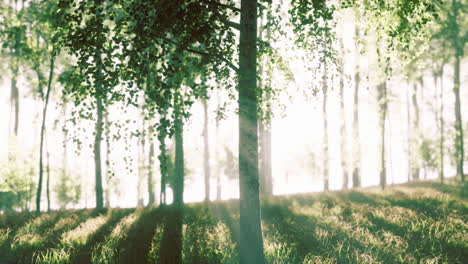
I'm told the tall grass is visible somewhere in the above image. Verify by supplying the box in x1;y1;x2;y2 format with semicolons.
0;179;466;264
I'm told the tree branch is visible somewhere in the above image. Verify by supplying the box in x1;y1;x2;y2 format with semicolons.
203;0;240;13
162;37;240;73
213;9;240;30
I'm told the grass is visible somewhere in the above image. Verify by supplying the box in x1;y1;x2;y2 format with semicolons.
0;179;467;264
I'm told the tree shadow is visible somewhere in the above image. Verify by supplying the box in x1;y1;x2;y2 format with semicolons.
158;206;183;264
209;203;240;246
262;203;397;263
2;212;64;260
365;211;467;263
117;208;163;264
16;210;93;263
70;209;133;264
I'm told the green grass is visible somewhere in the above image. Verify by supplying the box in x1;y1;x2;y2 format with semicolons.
0;179;467;264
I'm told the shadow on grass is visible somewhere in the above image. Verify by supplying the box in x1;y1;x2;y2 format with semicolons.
403;180;468;200
262;202;412;263
365;211;467;263
70;209;133;264
210;203;240;246
117;208;163;264
4;212;64;261
16;210;93;263
158;206;183;264
183;205;240;264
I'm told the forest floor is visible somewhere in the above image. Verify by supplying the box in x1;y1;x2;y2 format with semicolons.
0;179;467;264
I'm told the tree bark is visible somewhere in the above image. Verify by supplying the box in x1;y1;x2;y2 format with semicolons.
451;0;464;182
148;139;156;206
104;113;111;208
137;110;145;207
36;56;55;213
62;103;68;209
158;124;167;206
173;92;184;208
339;40;348;190
239;0;265;263
322;59;329;192
438;67;445;183
377;82;387;189
352;26;361;188
215;101;222;201
94;96;104;210
453;55;464;182
46;135;51;212
203;99;211;201
412;83;421;180
406;83;412;182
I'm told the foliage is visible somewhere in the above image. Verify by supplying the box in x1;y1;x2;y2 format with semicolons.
54;172;82;210
0;151;35;212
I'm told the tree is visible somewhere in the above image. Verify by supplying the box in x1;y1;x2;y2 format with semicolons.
445;0;465;181
202;98;211;202
338;38;348;190
352;20;361;188
238;1;265;262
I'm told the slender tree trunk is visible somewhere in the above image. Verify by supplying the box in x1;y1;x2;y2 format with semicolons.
62;103;68;210
148;139;155;206
9;29;20;140
137;111;145;207
412;83;421;180
203;99;211;201
239;0;265;263
377;82;387;189
322;59;329;192
94;96;104;210
36;56;55;213
439;67;445;183
453;55;464;181
339;40;348;190
259;117;272;196
215;102;222;201
352;24;361;188
406;83;412;182
158;124;167;206
451;0;464;182
46;134;51;212
173;92;184;207
104;113;111;208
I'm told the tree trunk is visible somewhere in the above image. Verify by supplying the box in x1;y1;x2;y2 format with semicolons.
148;139;156;206
94;96;104;210
352;26;361;188
46;135;51;212
412;83;420;180
322;59;329;192
215;102;222;201
137;111;145;207
36;56;55;213
406;83;412;182
62;103;68;210
158;124;167;206
438;67;445;183
203;99;211;201
104;113;111;208
173;92;184;208
9;29;20;140
453;55;464;182
239;0;265;263
377;82;387;189
339;40;348;190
